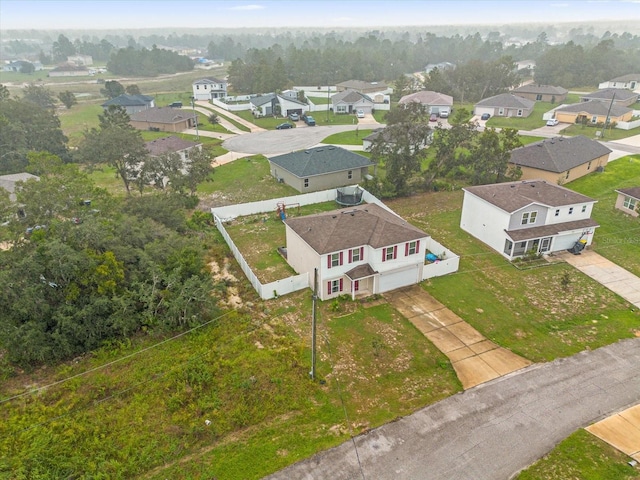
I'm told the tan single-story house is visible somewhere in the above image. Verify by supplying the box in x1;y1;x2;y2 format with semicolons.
475;93;535;118
398;90;453;116
129;107;197;133
268;146;373;193
331;90;375;114
509;135;611;184
554;100;634;125
614;187;640;217
580;88;639;107
145;136;202;161
511;84;568;103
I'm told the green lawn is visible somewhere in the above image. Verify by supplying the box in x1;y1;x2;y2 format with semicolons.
567;155;640;277
322;129;375;145
486;100;558;130
516;429;640;480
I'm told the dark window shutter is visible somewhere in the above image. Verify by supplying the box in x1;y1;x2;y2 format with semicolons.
360;247;364;260
348;250;352;263
416;240;420;253
382;248;386;262
405;243;409;256
339;251;343;265
339;278;343;291
393;245;398;259
327;255;331;269
327;281;331;295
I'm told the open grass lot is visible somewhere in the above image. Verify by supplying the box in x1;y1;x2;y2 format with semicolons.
322;129;375;145
0;278;460;479
486;100;559;130
197;155;298;207
515;429;640;480
561;123;640;141
567;155;640;277
387;189;640;363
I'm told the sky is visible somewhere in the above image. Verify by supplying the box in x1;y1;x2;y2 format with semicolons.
1;0;639;30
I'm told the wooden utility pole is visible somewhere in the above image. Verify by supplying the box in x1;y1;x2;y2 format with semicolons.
310;268;318;380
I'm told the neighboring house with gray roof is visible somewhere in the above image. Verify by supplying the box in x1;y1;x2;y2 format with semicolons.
614;187;640;217
331;90;375;114
284;203;431;300
598;74;640;91
268;146;373;192
509;135;611;184
192;77;227;101
102;94;155;115
554;100;634;125
145;136;201;161
336;80;391;95
461;180;599;260
511;84;568;103
475;93;535;118
129;107;197;132
398;90;453;116
579;88;639;107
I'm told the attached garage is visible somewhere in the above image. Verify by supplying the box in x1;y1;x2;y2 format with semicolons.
377;264;421;293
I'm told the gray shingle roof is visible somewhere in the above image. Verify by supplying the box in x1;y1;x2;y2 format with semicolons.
512;84;568;96
102;94;154;107
250;94;276;107
145;136;200;156
332;90;373;104
556;100;632;117
398;90;453;106
580;88;638;102
510;135;611;173
269;146;373;178
130;107;196;124
285;203;427;254
616;187;640;200
193;77;226;85
464;180;596;213
476;93;535;109
506;218;599;242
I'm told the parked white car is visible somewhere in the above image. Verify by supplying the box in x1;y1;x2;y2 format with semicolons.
356;109;365;118
546;118;559;126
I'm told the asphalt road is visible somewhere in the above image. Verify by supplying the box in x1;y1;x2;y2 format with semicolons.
222;124;366;156
265;337;640;480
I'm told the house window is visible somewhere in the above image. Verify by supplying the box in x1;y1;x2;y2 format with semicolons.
328;279;343;295
337;105;347;113
568;207;574;215
555;209;560;217
591;116;598;124
349;247;363;263
581;205;587;213
623;196;637;211
521;211;537;225
498;108;504;116
383;246;397;262
587;161;592;170
536;94;542;101
405;240;419;256
328;252;343;268
196;85;200;90
348;170;353;180
304;178;309;188
504;239;513;255
517;109;523;117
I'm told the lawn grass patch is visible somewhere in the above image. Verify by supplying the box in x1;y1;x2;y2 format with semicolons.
567;155;640;276
322;129;375;145
58;102;104;147
516;429;640;480
387;190;640;362
198;155;297;206
561;123;640;141
486;101;557;130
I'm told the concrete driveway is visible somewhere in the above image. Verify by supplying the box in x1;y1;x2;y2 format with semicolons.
265;337;640;480
385;286;531;389
587;403;640;462
558;250;640;309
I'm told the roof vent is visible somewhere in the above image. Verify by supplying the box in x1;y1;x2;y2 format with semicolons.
510;185;515;188
531;184;535;187
332;215;337;218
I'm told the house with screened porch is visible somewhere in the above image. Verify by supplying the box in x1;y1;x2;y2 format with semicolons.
460;180;599;260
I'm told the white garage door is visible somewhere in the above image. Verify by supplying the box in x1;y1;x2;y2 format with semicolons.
378;265;419;293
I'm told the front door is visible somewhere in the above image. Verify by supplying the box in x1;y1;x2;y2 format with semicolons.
540;237;551;253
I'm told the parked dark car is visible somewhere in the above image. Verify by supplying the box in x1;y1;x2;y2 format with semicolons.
480;113;491;120
169;102;183;108
302;115;316;126
276;122;294;130
429;114;438;122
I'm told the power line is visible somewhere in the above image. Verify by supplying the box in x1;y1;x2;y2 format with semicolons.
0;310;234;405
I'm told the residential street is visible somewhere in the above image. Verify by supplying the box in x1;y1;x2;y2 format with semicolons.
265;337;640;480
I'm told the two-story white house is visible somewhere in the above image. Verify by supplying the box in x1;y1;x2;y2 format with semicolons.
192;77;227;101
460;180;599;260
284;203;430;300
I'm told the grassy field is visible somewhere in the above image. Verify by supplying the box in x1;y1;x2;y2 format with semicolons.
516;429;640;480
322;129;376;145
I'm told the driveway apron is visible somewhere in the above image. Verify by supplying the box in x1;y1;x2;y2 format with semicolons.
384;285;531;389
